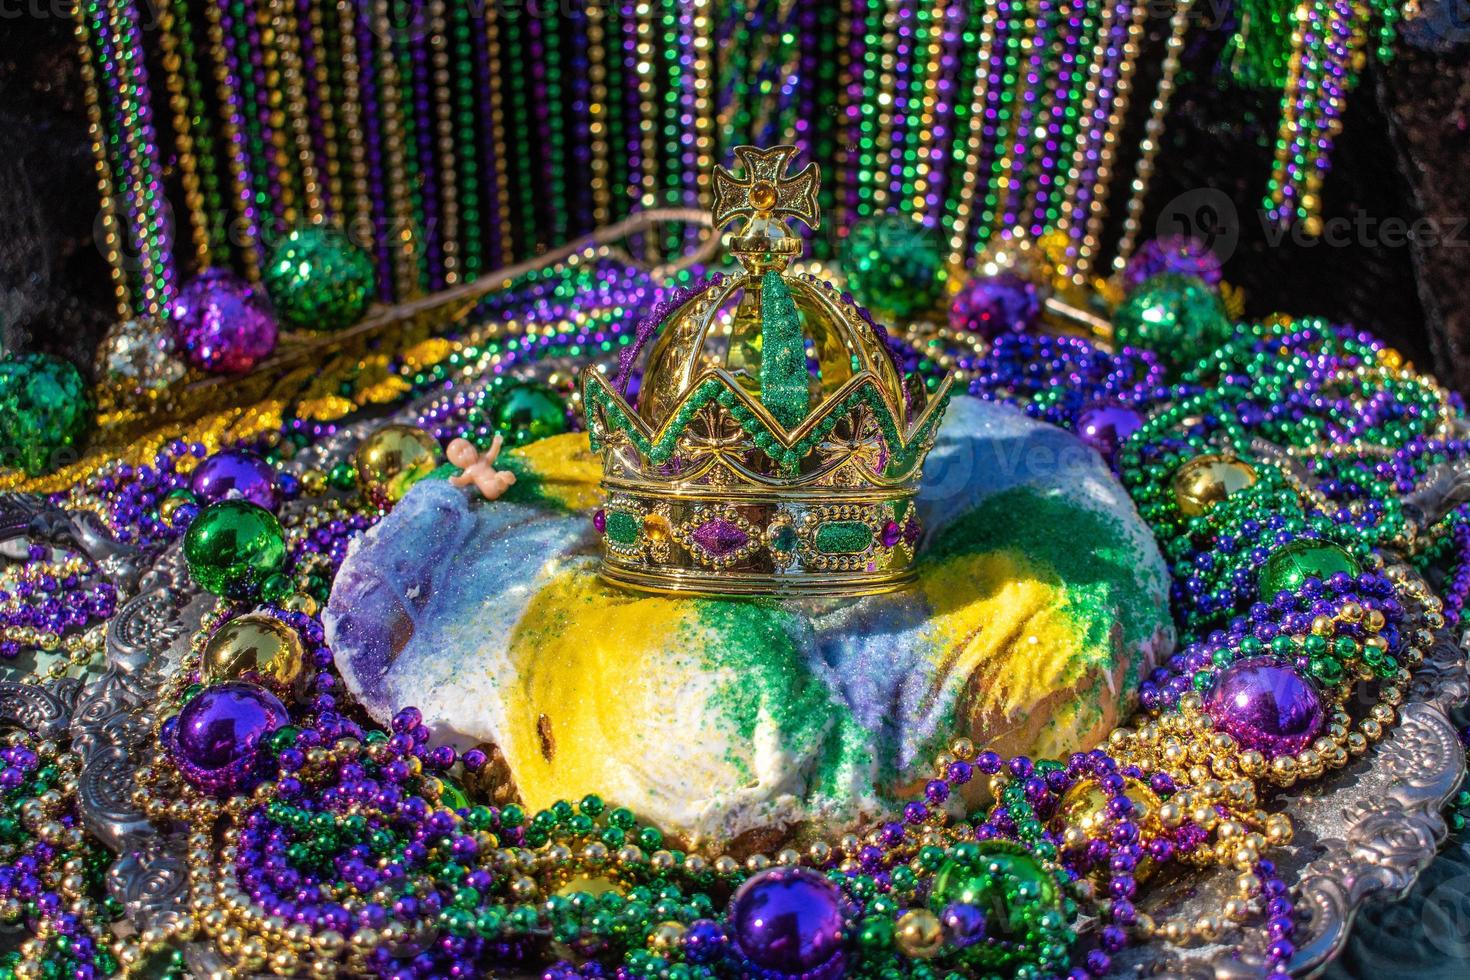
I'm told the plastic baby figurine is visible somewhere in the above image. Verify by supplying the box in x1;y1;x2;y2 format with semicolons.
447;434;518;500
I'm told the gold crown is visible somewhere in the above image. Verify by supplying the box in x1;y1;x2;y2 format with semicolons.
581;146;953;597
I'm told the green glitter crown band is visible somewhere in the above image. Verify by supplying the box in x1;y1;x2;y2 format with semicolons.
580;146;953;598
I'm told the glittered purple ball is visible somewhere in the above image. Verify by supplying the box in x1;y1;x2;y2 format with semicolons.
190;451;279;511
170;681;288;792
170;268;278;374
1123;235;1224;291
1077;403;1144;460
1206;658;1324;759
729;867;845;975
949;272;1042;339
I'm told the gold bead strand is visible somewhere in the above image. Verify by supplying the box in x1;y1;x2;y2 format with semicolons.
1055;0;1118;277
429;0;460;285
985;0;1041;241
691;0;716;213
910;0;952;221
258;0;300;226
834;0;856;229
1074;0;1147;280
586;0;613;226
372;0;420;297
946;0;999;267
71;1;131;319
1111;0;1196;276
157;2;210;270
272;0;324;224
1264;1;1310;232
306;0;344;219
204;0;261;277
635;0;660;238
482;0;515;265
334;0;372;251
872;0;901;212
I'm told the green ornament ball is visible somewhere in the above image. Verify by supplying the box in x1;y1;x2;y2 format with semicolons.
184;499;288;599
0;353;94;476
491;381;569;447
930;840;1064;969
1258;538;1360;598
261;225;376;332
1111;273;1232;373
840;213;944;319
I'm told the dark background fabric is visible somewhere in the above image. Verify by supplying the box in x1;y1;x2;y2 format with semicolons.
3;9;1468;388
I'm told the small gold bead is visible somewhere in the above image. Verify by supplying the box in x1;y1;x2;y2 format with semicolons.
895;909;944;959
647;920;686;952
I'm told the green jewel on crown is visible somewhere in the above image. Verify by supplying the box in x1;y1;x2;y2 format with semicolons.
580;145;953;597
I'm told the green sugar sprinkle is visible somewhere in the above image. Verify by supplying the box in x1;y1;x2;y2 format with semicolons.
925;486;1166;690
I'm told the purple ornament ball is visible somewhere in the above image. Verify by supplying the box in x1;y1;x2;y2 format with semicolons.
1205;658;1324;758
170;681;288;792
170;269;278;374
1076;404;1144;460
949;271;1042;339
191;450;279;511
1123;235;1224;291
729;867;845;975
683;919;729;964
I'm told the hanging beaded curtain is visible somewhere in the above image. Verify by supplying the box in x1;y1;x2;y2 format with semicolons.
75;0;1196;321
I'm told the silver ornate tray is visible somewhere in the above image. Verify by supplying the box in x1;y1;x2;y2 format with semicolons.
10;390;1467;978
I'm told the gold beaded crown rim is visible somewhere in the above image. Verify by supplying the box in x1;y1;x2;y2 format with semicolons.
581;146;953;598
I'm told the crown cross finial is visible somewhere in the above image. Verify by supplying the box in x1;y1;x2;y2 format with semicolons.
711;145;822;232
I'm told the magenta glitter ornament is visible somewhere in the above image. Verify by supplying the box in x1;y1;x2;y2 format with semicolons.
1205;658;1324;758
170;268;278;374
949;272;1042;339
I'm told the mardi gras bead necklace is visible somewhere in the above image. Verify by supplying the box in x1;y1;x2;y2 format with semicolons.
77;0;175;319
72;0;132;320
73;0;1280;319
1228;0;1408;233
156;3;212;270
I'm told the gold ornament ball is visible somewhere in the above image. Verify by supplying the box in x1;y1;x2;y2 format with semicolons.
202;614;307;691
353;424;441;509
647;921;687;953
553;875;623;900
894;909;944;959
157;490;197;528
1054;776;1163;839
1170;455;1257;517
